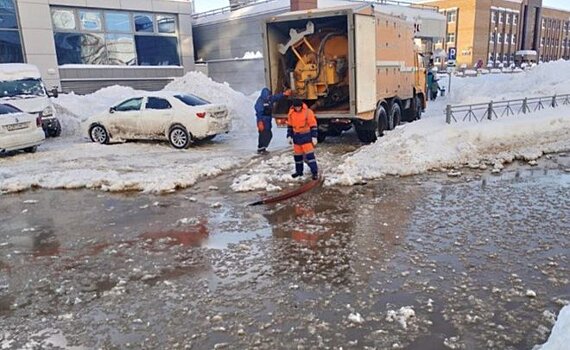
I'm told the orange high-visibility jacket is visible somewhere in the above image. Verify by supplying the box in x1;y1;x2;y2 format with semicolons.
287;104;318;144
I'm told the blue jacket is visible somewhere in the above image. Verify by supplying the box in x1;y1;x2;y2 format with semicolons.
255;88;284;131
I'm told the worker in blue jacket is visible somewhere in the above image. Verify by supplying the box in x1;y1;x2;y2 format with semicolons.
254;88;291;154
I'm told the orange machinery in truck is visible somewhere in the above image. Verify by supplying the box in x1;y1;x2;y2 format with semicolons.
262;3;426;143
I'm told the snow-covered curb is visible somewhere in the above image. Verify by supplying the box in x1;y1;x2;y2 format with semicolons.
534;305;570;350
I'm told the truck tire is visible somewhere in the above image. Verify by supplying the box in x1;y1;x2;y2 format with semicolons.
317;132;327;143
388;102;401;130
355;123;376;143
376;105;388;137
414;96;423;120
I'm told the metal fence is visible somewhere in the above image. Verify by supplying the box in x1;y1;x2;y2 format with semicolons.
445;94;570;124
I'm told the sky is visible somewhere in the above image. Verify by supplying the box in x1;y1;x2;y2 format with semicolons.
194;0;570;14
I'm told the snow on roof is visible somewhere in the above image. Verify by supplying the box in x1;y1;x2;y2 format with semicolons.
0;63;41;82
193;0;289;25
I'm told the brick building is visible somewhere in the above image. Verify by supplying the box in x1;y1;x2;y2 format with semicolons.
422;0;570;67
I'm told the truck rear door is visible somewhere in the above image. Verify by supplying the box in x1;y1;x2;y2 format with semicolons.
354;14;377;114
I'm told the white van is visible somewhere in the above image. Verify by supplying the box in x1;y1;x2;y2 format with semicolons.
0;64;61;137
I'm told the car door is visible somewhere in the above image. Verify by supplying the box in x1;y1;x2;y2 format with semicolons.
139;96;173;139
107;97;143;139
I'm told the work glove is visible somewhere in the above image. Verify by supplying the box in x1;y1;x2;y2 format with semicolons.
288;137;293;145
312;137;318;146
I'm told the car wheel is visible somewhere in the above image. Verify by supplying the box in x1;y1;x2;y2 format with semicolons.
24;146;37;153
89;124;109;144
168;125;191;149
48;120;62;137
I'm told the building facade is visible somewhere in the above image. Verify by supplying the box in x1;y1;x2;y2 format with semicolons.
424;0;570;67
0;0;195;93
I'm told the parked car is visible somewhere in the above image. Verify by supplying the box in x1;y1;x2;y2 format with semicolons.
0;63;61;138
84;92;231;149
0;103;45;154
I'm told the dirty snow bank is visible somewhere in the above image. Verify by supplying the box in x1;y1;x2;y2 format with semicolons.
534;305;570;350
326;108;570;186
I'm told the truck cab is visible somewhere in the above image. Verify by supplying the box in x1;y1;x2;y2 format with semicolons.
0;64;61;137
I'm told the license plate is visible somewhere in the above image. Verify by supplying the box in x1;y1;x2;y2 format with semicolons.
5;122;29;131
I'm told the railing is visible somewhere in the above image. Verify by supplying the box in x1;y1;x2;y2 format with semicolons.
192;0;278;19
192;0;439;19
445;94;570;124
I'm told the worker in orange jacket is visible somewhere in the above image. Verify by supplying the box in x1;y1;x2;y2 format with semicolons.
287;99;319;180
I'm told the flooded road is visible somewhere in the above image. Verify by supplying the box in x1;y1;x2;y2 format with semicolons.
0;152;568;349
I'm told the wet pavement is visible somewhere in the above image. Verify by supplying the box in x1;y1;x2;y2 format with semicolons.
0;150;569;350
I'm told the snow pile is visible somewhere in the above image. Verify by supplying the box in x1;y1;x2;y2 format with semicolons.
0;63;41;81
386;306;416;329
165;71;256;135
326;108;570;186
231;153;297;192
445;60;570;105
241;51;263;59
535;305;570;350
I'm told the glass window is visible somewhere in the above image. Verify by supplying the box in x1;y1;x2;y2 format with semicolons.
51;8;76;30
513;14;517;25
491;11;496;23
134;13;154;32
105;12;131;33
505;14;510;25
0;30;23;63
489;33;494;43
79;10;102;31
0;0;18;29
0;78;45;98
115;98;143;112
105;34;135;65
146;97;172;109
53;32;106;65
135;35;179;65
446;11;456;23
446;32;455;43
0;103;21;115
156;14;176;33
174;94;209;106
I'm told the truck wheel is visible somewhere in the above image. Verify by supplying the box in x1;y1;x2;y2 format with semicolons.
355;120;377;143
414;96;423;120
317;133;327;143
376;105;388;137
388;102;401;130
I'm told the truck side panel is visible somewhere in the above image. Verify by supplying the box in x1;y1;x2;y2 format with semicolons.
354;14;377;115
375;13;415;102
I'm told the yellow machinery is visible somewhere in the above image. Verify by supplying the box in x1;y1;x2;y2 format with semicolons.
280;22;349;105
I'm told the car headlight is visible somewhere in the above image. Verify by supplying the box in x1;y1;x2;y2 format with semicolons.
40;106;54;118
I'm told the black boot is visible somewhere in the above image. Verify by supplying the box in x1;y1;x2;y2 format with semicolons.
311;173;319;180
292;172;303;178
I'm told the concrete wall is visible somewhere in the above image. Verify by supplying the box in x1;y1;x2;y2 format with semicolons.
206;58;265;95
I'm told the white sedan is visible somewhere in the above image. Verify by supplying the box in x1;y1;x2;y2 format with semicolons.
84;92;231;149
0;103;45;154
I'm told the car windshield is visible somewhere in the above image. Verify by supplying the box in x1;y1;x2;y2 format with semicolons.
0;78;46;99
174;94;209;106
0;104;22;115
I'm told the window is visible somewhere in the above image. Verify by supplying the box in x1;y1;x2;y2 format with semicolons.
498;12;503;24
51;8;76;30
446;32;455;43
79;10;102;31
490;32;495;43
115;98;143;112
542;19;546;29
134;13;154;32
506;13;510;25
497;33;502;44
541;37;545;46
512;34;516;45
105;12;131;32
491;11;496;23
0;103;21;115
174;94;209;106
135;36;180;65
156;14;176;33
447;10;456;23
105;34;136;65
146;97;172;109
505;34;510;45
51;7;181;66
53;33;106;64
513;14;518;25
0;0;23;63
